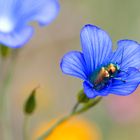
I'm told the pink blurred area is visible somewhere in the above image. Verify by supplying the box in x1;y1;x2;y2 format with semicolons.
105;87;140;123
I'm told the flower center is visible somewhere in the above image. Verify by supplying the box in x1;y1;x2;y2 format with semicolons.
90;63;120;91
0;17;14;33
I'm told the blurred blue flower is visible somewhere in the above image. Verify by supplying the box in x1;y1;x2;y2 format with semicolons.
61;24;140;98
0;0;60;48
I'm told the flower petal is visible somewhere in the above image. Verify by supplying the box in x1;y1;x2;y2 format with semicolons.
109;67;140;95
18;0;60;25
0;0;60;48
60;51;88;80
0;26;33;48
83;81;109;98
111;40;140;70
80;24;112;75
83;81;99;98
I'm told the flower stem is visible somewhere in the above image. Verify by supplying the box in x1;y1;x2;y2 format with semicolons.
37;97;102;140
37;102;80;140
37;114;72;140
74;97;102;115
0;49;19;140
0;63;15;140
71;102;80;114
23;115;30;140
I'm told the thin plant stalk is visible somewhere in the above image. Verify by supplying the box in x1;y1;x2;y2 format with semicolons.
38;97;102;140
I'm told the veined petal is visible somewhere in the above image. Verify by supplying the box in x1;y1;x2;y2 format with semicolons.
109;67;140;95
83;81;98;98
111;40;140;70
80;24;112;75
60;51;88;80
83;81;109;98
0;26;33;48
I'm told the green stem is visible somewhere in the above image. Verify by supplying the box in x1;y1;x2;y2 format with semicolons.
37;102;80;140
0;63;15;140
38;114;72;140
75;97;102;115
0;49;19;140
37;97;102;140
23;116;30;140
71;102;80;114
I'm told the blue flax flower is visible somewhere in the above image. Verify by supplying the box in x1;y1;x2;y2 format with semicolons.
0;0;60;48
60;24;140;98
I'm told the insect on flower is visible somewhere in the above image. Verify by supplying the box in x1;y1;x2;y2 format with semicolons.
60;24;140;98
0;0;60;48
91;63;121;91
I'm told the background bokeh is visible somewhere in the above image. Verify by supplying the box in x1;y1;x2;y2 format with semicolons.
4;0;140;140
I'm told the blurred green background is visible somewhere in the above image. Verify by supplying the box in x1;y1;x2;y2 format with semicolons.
5;0;140;140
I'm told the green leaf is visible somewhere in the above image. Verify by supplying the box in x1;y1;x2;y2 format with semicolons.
24;87;38;115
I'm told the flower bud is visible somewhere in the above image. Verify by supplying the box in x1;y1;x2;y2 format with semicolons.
24;87;38;115
77;89;89;103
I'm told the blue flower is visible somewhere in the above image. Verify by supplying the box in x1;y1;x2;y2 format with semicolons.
0;0;60;48
60;24;140;98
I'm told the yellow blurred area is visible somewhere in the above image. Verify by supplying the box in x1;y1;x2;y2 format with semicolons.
33;117;101;140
